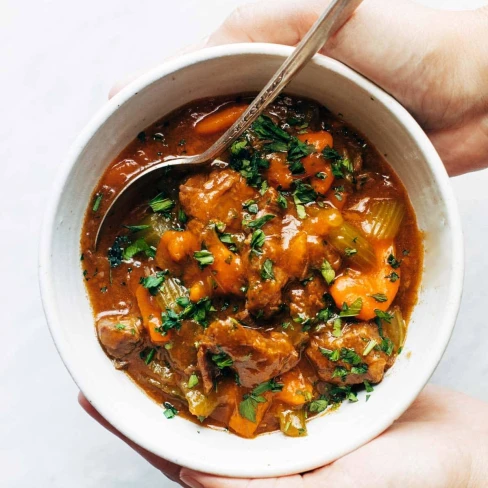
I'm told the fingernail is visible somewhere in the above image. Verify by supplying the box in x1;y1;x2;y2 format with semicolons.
180;474;204;488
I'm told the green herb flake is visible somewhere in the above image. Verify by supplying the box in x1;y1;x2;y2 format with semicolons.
149;193;175;214
92;193;103;213
163;402;178;419
332;318;342;337
385;272;400;282
124;224;151;233
188;373;199;389
243;213;275;230
250;229;266;254
387;254;402;269
211;352;233;369
363;339;378;356
194;250;214;269
123;238;155;260
309;397;329;413
261;259;275;281
178;209;188;224
320;347;340;362
242;200;258;214
344;247;357;257
364;380;374;393
320;259;335;285
370;293;388;303
139;270;168;296
277;192;288;209
339;297;363;317
374;309;394;323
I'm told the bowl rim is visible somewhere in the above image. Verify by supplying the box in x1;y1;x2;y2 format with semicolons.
39;42;464;477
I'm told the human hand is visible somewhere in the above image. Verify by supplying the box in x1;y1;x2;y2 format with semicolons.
204;0;488;177
79;385;488;487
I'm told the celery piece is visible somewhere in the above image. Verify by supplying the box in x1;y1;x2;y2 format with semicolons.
367;200;406;240
328;222;376;270
278;407;307;437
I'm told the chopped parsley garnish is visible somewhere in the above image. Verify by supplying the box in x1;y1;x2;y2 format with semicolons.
108;235;130;268
332;318;342;337
123;238;156;260
288;137;315;163
340;348;362;365
387;254;402;269
309;397;329;413
253;115;291;142
339;298;363;317
320;347;340;362
163;402;178;419
239;379;283;423
293;182;317;219
176;296;216;327
187;373;199;389
211;352;233;369
149;193;175;214
230;139;249;156
243;213;275;229
139;270;168;296
159;309;182;334
370;293;388;302
277;192;288;209
92;193;103;212
261;258;275;281
351;364;368;375
363;339;378;356
124;224;151;233
332;366;348;379
219;233;237;253
385;272;400;282
140;347;156;365
374;309;394;323
402;249;410;256
250;229;266;254
323;146;353;177
380;337;394;356
320;259;335;285
344;247;358;257
316;172;327;179
178;209;188;223
364;380;374;393
114;323;126;331
194;249;214;268
242;199;258;214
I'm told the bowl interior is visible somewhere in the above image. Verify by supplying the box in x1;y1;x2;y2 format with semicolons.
40;44;463;477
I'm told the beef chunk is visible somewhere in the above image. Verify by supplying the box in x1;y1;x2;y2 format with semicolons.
197;318;304;391
306;322;391;385
96;316;142;359
179;169;256;229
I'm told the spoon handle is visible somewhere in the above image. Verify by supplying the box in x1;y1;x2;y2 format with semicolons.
193;0;363;163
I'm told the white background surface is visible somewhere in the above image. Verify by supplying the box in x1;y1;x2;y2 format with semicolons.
1;0;487;486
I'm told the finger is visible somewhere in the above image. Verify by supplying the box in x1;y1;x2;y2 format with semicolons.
180;468;303;488
78;393;188;486
108;38;209;99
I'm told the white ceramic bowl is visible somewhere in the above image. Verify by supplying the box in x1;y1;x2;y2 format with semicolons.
39;43;464;478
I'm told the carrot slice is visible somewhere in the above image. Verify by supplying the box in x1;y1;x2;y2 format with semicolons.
329;240;400;320
135;284;172;343
195;105;248;135
228;392;272;438
297;131;333;152
275;370;313;406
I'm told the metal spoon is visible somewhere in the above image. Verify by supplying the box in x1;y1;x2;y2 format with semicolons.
95;0;363;247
